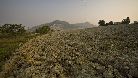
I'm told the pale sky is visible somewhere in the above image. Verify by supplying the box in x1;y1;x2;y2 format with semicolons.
0;0;138;27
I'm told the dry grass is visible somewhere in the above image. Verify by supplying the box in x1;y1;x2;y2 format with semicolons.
0;24;138;78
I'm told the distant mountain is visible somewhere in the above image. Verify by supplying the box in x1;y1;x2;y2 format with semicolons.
29;20;96;32
72;22;95;29
47;20;70;26
47;20;71;30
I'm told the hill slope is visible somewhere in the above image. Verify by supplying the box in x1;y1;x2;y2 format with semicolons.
29;20;96;32
0;24;138;78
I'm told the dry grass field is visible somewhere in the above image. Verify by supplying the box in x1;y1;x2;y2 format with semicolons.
0;24;138;78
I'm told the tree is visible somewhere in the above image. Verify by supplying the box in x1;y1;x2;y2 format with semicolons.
126;17;130;24
109;21;114;25
98;20;106;26
121;17;130;24
134;21;138;24
0;24;26;36
36;26;51;34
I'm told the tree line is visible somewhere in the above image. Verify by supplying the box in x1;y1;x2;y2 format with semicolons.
98;17;131;26
0;24;52;37
0;24;26;36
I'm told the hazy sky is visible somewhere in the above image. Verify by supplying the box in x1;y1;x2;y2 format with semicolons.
0;0;138;27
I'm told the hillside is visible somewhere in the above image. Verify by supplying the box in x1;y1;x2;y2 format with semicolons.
0;24;138;78
29;20;96;32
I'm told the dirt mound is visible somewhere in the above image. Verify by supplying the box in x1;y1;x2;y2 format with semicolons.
1;25;138;78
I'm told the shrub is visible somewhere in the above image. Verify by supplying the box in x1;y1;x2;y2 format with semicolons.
35;26;51;34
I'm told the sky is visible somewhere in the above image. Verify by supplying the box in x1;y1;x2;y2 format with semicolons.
0;0;138;27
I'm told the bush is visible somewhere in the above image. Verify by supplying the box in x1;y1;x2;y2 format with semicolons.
0;24;26;37
35;26;51;34
98;20;106;26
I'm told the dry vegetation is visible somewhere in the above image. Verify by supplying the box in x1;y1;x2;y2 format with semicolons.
0;24;138;78
0;35;37;71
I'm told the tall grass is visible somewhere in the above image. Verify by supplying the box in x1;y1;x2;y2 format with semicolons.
0;34;36;71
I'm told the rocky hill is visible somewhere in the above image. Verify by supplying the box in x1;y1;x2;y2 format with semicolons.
29;20;96;32
72;22;95;29
0;24;138;78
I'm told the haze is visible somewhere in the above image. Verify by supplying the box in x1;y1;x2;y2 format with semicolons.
0;0;138;27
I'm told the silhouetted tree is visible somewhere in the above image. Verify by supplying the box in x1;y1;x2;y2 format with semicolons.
121;17;130;24
126;17;130;24
98;20;106;26
109;21;114;25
